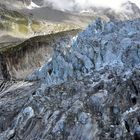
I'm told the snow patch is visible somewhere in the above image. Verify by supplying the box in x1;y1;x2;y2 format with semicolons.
27;1;40;9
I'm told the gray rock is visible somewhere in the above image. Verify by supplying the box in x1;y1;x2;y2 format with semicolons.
78;112;89;125
134;126;140;140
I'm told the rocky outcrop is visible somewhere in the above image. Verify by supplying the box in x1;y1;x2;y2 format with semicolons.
0;19;140;140
1;69;140;140
0;29;80;80
0;55;10;80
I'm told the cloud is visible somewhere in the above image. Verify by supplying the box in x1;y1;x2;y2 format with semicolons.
43;0;140;11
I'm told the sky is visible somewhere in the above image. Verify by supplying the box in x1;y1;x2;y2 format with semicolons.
43;0;140;11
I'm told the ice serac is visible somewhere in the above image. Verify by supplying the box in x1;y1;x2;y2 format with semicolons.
1;19;140;140
29;18;140;86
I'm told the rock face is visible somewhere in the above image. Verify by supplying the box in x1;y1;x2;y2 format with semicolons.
0;29;79;80
0;19;140;140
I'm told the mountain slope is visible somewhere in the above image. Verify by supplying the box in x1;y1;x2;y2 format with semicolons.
0;29;80;80
0;19;140;140
1;0;140;44
0;2;80;43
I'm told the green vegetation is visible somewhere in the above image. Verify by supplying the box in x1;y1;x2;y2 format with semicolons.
31;20;43;32
0;8;29;36
45;23;80;34
17;24;29;34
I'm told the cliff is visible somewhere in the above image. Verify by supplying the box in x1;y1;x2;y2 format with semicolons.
0;29;80;80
